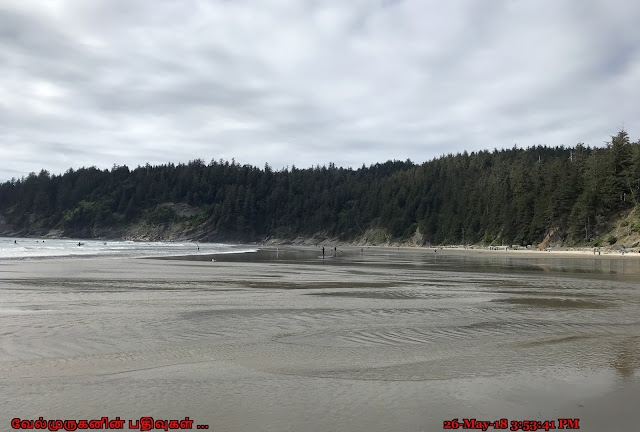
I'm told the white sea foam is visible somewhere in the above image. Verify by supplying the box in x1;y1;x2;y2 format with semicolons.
0;237;257;260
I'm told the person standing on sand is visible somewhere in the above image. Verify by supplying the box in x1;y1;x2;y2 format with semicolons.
322;246;325;258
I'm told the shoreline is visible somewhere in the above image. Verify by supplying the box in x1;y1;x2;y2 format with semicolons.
384;244;639;258
5;231;638;255
254;243;640;260
2;235;638;263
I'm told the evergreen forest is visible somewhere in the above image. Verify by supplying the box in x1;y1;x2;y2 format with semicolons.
1;130;639;246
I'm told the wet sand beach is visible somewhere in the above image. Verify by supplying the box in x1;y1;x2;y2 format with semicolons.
1;247;639;431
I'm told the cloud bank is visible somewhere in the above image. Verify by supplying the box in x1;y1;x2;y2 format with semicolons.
1;0;639;180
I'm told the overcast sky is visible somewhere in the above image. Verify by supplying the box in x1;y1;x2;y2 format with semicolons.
1;0;639;181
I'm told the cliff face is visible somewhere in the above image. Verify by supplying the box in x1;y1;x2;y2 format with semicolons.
49;221;236;243
2;216;635;249
0;213;39;238
598;206;640;248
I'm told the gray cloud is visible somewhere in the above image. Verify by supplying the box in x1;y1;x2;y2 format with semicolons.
1;0;639;181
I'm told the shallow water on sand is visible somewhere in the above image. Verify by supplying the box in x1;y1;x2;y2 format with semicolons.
1;248;639;431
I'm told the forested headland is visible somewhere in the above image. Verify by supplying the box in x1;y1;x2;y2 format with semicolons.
2;130;640;247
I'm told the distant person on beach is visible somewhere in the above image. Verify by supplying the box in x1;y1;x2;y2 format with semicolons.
322;247;325;258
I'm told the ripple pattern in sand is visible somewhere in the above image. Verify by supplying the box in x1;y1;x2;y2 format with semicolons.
277;319;637;348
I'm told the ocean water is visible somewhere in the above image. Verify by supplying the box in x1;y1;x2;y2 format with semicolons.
0;237;256;260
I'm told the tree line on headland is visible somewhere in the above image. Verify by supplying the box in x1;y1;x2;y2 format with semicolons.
1;130;639;246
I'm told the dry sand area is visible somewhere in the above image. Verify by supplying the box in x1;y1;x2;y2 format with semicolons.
1;247;639;431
